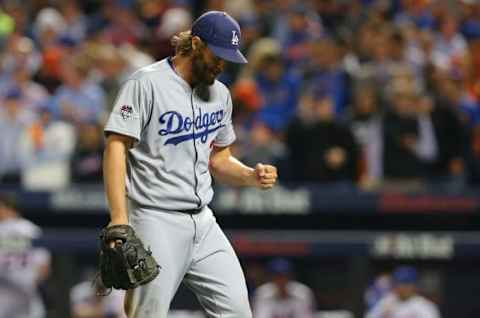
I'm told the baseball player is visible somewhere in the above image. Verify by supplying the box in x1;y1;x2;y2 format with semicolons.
103;11;278;318
366;266;441;318
253;258;315;318
70;270;126;318
0;194;51;318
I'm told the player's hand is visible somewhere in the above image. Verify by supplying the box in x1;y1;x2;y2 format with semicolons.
107;218;129;248
254;163;278;190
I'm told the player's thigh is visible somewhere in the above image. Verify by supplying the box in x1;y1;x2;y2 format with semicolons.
126;210;194;318
183;223;252;318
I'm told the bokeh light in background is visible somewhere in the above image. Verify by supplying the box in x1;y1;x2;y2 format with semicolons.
1;0;480;317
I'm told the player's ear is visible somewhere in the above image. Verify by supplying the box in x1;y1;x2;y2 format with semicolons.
191;36;204;51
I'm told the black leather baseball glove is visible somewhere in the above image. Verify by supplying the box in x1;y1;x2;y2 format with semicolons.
98;224;160;291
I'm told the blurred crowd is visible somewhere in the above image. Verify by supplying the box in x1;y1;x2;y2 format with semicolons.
1;0;480;191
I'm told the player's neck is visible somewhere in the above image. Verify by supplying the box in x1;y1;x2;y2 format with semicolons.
171;55;194;86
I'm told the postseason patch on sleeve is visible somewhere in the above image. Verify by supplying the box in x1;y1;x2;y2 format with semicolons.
120;105;134;120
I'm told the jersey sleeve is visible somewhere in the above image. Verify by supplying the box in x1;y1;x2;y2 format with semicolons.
104;79;152;141
213;92;236;147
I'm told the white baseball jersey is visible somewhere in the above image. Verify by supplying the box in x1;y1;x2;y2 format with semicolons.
104;58;236;211
253;281;315;318
0;217;50;318
70;281;127;318
366;293;441;318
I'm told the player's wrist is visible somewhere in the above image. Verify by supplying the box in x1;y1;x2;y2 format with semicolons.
109;214;129;226
243;167;258;187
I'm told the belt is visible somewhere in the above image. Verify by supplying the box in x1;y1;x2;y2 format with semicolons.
179;207;203;214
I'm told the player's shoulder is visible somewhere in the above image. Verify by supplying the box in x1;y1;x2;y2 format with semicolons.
212;79;230;99
371;292;398;310
286;281;314;299
411;296;440;311
127;59;170;83
0;217;42;238
254;282;278;299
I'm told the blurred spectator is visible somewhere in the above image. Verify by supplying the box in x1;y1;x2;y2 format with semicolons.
70;268;126;318
459;0;480;40
240;122;286;169
253;258;315;318
286;90;359;183
89;43;129;110
348;84;383;187
18;104;76;190
434;74;480;128
382;78;438;183
419;95;466;184
117;43;155;75
394;0;435;30
279;4;321;73
70;122;104;183
138;0;168;30
0;193;51;318
51;53;106;124
155;7;192;60
101;1;147;46
0;88;36;184
58;1;88;43
388;29;426;83
366;266;441;318
231;78;262;126
1;35;41;77
249;39;302;131
33;35;76;94
306;38;351;115
250;0;277;37
0;36;48;111
1;64;49;112
432;15;468;73
33;7;67;49
314;0;353;35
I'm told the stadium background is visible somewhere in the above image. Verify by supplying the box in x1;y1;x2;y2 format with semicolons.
1;0;480;317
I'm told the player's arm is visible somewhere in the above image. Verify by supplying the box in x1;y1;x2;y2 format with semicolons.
103;133;135;225
209;145;277;189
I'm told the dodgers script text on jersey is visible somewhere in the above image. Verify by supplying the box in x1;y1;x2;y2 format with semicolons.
158;109;225;145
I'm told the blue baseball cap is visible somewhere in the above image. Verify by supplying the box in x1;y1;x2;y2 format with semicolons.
192;11;247;64
267;258;292;275
392;266;418;285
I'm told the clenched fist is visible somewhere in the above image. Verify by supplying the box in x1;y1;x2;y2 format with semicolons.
254;163;278;190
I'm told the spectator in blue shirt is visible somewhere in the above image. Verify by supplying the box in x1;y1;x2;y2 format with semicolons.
254;52;302;132
0;88;36;183
50;53;106;124
305;38;351;116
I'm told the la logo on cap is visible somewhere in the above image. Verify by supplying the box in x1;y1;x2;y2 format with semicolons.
231;30;239;45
